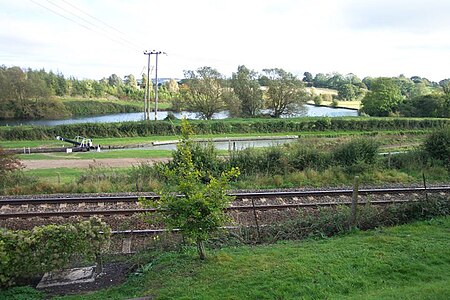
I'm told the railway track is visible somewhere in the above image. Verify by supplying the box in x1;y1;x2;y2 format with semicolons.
1;186;448;219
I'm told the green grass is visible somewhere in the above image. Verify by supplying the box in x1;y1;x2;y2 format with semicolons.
23;168;93;184
11;216;445;300
0;130;430;149
18;149;172;160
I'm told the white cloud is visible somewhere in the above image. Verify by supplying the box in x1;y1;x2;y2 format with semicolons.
0;0;448;81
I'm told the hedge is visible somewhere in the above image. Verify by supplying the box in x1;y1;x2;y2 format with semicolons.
0;218;110;287
0;117;449;141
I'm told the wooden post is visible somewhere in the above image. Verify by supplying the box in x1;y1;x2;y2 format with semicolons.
251;198;261;242
349;176;360;228
422;172;428;201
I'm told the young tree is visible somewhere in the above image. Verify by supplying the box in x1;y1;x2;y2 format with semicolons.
181;67;227;120
231;65;263;117
361;77;404;116
0;147;23;175
262;68;307;117
143;120;239;260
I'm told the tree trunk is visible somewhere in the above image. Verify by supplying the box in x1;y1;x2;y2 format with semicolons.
196;239;206;260
95;253;104;274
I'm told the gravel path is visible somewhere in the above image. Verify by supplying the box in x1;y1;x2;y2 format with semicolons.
23;158;171;169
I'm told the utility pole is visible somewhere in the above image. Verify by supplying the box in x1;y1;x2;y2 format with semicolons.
143;50;166;120
143;50;152;120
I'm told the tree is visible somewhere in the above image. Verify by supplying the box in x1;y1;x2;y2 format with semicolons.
107;74;122;87
361;77;403;116
166;79;180;94
326;72;345;89
313;73;328;88
302;72;313;83
181;67;227;120
142;120;239;260
231;65;263;117
399;94;450;118
262;68;307;117
362;77;375;90
439;78;450;94
124;74;137;88
337;83;358;101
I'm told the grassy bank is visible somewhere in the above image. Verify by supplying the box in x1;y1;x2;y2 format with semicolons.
61;98;171;117
5;216;448;299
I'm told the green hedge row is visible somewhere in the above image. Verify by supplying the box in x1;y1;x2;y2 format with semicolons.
0;117;449;140
0;218;110;287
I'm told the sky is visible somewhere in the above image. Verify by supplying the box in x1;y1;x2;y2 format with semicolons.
1;0;449;82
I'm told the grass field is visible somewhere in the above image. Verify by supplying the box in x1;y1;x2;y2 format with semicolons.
18;149;172;160
1;130;428;149
5;216;447;299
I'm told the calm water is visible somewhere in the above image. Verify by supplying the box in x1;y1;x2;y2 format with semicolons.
127;139;297;151
0;105;357;127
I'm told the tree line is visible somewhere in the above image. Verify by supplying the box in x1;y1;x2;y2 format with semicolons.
1;65;449;120
0;66;177;120
177;67;450;119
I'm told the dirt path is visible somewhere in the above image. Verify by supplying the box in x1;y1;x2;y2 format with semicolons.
23;158;171;169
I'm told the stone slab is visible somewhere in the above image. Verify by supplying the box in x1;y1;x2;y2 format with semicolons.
37;266;96;288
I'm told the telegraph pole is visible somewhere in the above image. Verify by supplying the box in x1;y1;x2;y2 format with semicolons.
143;50;166;120
143;50;152;120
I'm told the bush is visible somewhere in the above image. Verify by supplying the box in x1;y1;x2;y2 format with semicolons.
167;142;226;180
288;143;332;171
423;127;450;166
0;218;110;287
333;139;379;166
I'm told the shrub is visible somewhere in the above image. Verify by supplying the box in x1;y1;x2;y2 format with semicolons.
423;127;450;166
0;218;110;287
288;143;331;171
331;98;339;107
333;139;379;166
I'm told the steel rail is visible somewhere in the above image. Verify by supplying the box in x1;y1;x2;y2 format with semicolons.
0;186;449;206
0;199;424;219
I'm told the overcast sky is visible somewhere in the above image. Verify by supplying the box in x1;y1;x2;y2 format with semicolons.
1;0;449;81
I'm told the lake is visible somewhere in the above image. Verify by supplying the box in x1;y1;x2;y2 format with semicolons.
0;104;358;127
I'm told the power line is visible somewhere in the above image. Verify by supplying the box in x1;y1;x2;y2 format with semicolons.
29;0;139;51
60;0;144;48
48;0;145;50
45;0;141;51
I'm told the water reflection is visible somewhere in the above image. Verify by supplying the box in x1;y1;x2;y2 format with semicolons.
0;104;357;127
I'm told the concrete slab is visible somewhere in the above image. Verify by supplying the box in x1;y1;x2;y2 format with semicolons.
37;266;96;288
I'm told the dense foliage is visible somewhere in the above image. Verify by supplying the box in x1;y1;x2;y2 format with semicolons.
141;120;239;259
180;67;229;120
231;65;264;117
361;77;404;116
0;218;110;287
423;127;450;168
0;66;177;120
263;68;307;117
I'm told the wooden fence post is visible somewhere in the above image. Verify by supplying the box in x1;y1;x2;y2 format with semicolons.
251;198;261;242
422;172;428;201
349;176;360;228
